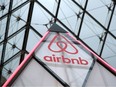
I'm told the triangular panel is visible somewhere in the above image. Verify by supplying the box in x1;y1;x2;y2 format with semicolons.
3;24;116;87
35;32;94;87
11;59;63;87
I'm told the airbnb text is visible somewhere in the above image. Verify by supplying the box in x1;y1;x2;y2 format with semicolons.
44;54;88;65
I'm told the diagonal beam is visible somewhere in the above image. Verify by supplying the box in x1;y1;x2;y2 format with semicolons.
20;0;35;64
100;4;116;56
3;51;21;66
0;0;13;85
54;0;61;23
77;0;88;38
30;25;43;37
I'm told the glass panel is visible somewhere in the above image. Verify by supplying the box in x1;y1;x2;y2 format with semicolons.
109;7;116;36
12;0;27;9
4;30;25;62
87;0;113;27
80;14;105;53
37;0;57;15
2;56;20;84
8;3;29;36
26;29;41;52
58;0;83;35
0;17;7;42
0;0;10;16
31;2;51;35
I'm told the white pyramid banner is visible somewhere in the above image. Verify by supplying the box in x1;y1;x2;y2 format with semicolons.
3;24;116;87
34;33;94;87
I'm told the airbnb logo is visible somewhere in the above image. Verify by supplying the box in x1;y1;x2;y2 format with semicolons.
44;34;89;66
48;34;78;54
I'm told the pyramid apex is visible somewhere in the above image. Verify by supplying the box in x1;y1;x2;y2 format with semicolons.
49;23;67;33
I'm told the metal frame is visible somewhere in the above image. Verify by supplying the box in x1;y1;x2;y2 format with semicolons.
20;0;35;63
0;0;13;84
0;0;116;86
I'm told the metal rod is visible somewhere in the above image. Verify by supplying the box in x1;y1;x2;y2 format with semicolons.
20;0;35;63
54;0;61;23
77;0;88;38
100;4;116;56
0;0;13;85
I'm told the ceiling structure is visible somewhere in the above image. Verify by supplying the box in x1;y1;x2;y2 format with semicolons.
0;0;116;85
